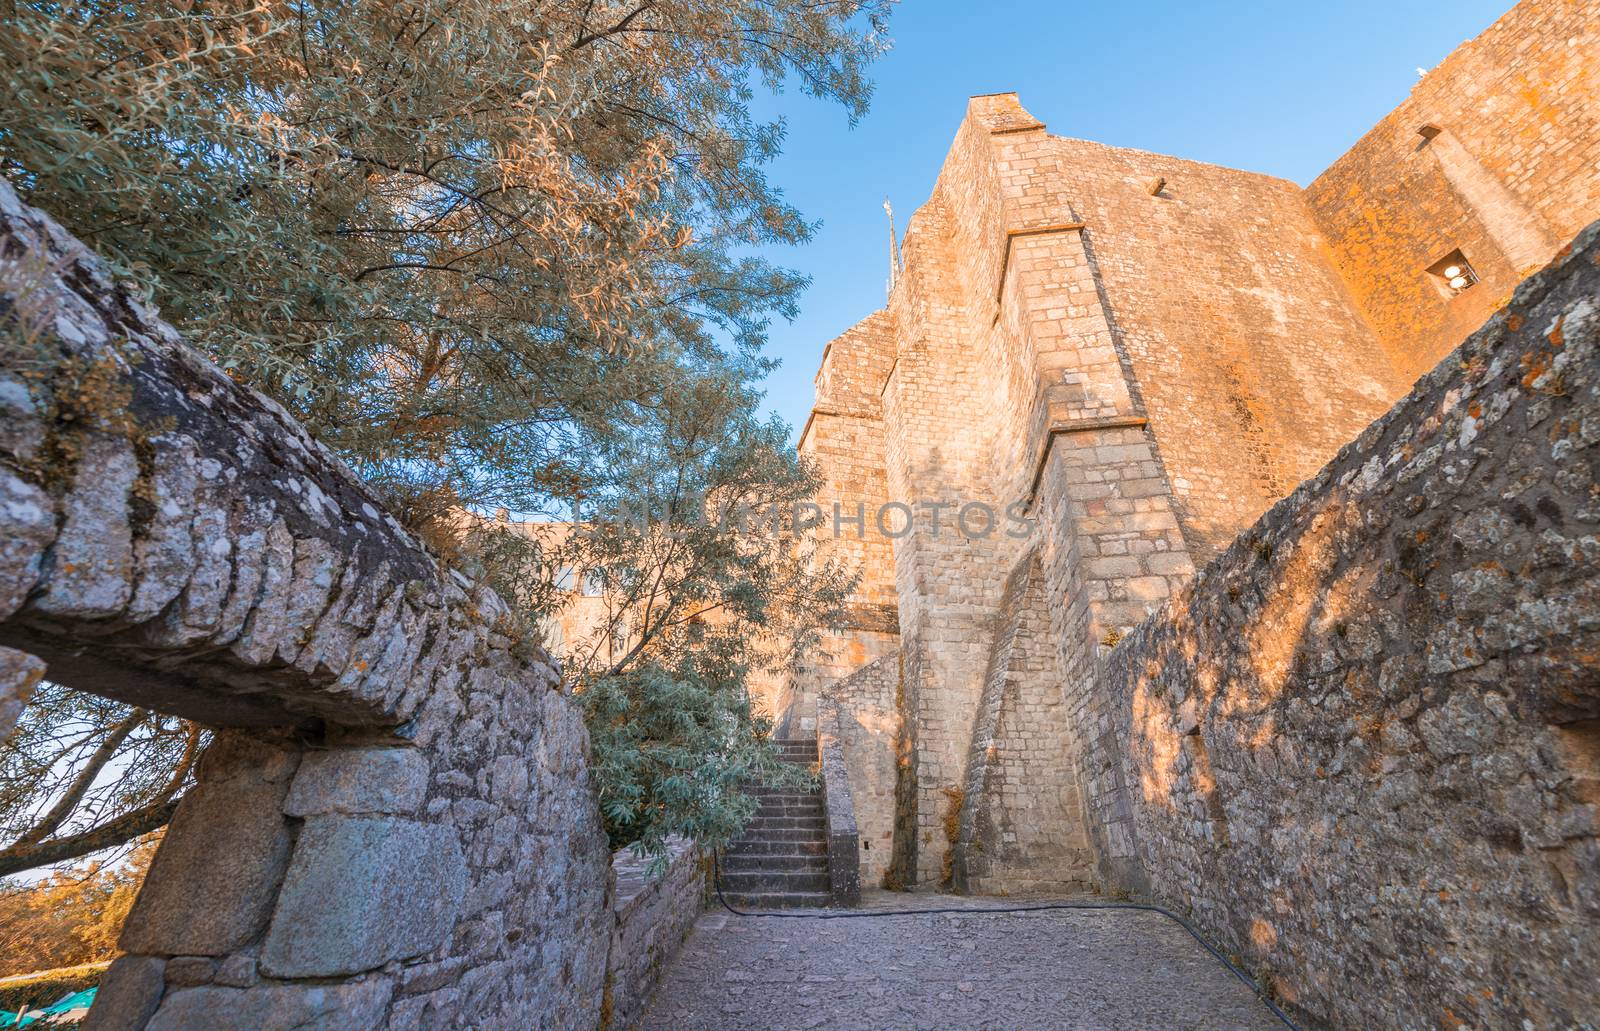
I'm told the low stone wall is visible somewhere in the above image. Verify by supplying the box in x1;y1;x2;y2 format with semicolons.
0;176;613;1029
817;708;861;906
605;840;705;1029
1097;223;1600;1028
822;656;901;886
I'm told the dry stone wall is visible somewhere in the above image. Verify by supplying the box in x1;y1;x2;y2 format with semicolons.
604;840;705;1031
0;176;615;1029
1098;221;1600;1029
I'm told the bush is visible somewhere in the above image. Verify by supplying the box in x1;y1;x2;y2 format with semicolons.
0;961;107;1015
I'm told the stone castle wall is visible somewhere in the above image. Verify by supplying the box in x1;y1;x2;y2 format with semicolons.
1026;136;1406;560
1097;220;1600;1029
1308;0;1600;383
605;840;706;1030
878;190;1024;886
788;311;900;733
790;0;1600;898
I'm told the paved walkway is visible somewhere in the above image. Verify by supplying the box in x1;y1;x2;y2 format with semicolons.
639;892;1283;1030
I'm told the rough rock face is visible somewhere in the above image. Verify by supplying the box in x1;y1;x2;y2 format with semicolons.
0;176;612;1029
1098;223;1600;1028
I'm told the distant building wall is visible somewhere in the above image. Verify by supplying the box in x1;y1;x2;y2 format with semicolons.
1307;0;1600;384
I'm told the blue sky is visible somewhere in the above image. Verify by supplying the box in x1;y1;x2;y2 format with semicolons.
748;0;1512;439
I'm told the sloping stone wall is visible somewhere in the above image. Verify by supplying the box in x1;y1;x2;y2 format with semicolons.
1098;222;1600;1028
952;550;1095;895
0;177;613;1029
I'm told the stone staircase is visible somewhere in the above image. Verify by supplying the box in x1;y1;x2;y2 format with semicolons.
719;738;831;908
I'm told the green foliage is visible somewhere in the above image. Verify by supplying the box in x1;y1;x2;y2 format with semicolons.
0;0;893;529
0;0;889;864
561;368;853;853
0;962;108;1016
580;660;794;856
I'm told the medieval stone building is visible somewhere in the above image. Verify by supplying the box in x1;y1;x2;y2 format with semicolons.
783;0;1600;896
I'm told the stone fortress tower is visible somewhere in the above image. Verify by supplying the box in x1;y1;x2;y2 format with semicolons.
778;0;1600;892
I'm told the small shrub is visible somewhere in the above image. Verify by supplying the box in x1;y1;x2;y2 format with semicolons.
0;961;108;1015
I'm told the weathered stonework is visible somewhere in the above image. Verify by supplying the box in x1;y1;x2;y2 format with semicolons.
605;839;706;1030
817;706;863;905
1096;219;1600;1029
0;175;615;1030
951;550;1095;895
820;657;900;886
0;645;43;741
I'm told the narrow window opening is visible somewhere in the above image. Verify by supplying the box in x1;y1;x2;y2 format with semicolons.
1426;248;1478;297
1417;123;1443;142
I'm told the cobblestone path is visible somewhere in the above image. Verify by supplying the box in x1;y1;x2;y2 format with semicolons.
639;893;1283;1030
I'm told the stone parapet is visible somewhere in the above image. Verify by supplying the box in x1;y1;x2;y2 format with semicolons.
0;175;612;1030
817;706;862;906
605;839;706;1029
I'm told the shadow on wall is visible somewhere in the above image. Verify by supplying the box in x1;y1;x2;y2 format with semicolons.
1100;221;1600;1029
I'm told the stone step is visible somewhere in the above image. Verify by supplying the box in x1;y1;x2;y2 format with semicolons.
744;784;821;796
746;789;822;802
719;852;828;874
754;800;823;816
717;890;832;910
718;869;831;894
741;815;825;832
736;827;827;843
725;839;827;857
747;795;821;808
753;809;823;824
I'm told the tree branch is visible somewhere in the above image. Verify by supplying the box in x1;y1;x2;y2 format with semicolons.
0;796;182;878
11;710;145;850
570;0;661;50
